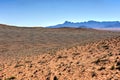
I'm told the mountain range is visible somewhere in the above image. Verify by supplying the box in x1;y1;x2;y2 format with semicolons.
48;20;120;28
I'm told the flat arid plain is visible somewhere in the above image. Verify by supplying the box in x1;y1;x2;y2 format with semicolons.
0;24;120;80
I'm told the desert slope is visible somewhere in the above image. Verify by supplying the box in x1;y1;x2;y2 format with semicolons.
0;36;120;80
0;24;120;58
0;24;120;80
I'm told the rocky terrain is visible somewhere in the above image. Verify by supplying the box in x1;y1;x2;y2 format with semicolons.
0;24;120;80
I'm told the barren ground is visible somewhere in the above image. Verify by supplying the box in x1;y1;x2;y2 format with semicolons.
0;24;120;80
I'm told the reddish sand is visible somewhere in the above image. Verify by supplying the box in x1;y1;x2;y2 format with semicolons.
0;36;120;80
0;24;120;80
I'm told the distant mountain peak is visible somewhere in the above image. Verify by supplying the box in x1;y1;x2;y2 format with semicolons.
87;20;97;23
64;21;72;24
48;20;120;28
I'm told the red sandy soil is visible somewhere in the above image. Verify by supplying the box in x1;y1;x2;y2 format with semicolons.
0;24;120;80
0;36;120;80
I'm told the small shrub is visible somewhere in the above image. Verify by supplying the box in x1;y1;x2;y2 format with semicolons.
108;52;113;56
92;58;109;65
102;45;109;49
5;76;16;80
115;61;120;70
98;66;106;71
57;55;67;59
110;65;115;70
116;66;120;70
14;64;24;68
92;58;100;64
91;72;97;77
116;61;120;66
53;76;58;80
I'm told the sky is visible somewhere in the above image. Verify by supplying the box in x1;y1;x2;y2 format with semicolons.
0;0;120;27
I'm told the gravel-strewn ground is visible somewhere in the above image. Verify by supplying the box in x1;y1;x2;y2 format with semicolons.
0;24;120;80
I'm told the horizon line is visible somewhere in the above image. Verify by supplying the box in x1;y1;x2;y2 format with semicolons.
1;20;120;27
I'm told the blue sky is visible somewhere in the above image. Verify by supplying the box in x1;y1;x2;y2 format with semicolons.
0;0;120;27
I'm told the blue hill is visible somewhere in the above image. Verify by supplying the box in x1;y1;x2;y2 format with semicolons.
48;20;120;28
